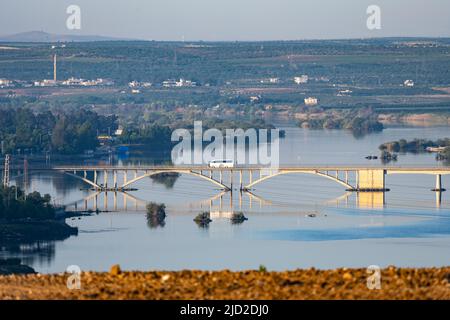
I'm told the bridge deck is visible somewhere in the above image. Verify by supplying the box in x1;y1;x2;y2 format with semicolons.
8;165;450;173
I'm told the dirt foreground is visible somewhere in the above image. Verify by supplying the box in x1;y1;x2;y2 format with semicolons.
0;266;449;300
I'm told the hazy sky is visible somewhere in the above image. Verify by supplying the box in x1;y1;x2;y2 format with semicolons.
1;0;450;40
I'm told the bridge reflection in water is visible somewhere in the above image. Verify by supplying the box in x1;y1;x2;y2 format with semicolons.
6;165;448;211
63;187;443;214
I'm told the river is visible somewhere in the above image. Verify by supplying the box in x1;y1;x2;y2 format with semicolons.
2;126;450;273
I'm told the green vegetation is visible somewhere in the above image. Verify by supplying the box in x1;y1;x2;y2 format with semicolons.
299;109;383;135
1;38;450;154
0;185;77;245
379;138;450;163
118;124;172;149
379;138;450;153
0;103;281;157
146;202;166;228
1;39;449;88
150;172;180;189
380;150;398;164
230;212;248;224
194;211;212;228
0;107;117;154
2;39;449;117
436;149;450;161
0;185;54;220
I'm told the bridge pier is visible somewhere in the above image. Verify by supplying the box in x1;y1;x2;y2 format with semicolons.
349;169;389;192
230;170;233;190
431;174;446;192
104;170;108;188
239;170;243;191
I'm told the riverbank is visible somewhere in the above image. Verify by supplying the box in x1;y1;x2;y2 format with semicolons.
0;267;448;299
0;219;78;243
0;259;35;276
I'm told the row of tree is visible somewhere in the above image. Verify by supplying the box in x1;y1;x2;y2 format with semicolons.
0;186;55;220
0;107;117;154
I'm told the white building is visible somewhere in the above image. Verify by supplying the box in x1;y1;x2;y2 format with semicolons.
163;79;177;87
337;89;353;96
62;77;84;86
176;78;196;87
269;77;279;84
128;80;140;88
304;97;318;106
404;80;415;87
0;79;12;87
294;75;308;84
62;77;114;86
34;79;57;87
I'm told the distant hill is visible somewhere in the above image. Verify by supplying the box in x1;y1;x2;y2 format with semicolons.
0;31;137;42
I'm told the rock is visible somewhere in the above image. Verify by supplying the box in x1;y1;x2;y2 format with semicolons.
0;259;35;275
342;272;353;281
110;264;122;275
161;274;170;282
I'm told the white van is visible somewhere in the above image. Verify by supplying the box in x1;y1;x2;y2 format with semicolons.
208;159;234;168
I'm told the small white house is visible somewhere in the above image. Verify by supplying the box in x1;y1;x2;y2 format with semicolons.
294;75;308;84
304;97;318;106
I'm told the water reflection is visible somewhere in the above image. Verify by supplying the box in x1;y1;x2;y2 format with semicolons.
150;172;180;189
1;241;56;268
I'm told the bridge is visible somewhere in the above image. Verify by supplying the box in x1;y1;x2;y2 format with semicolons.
6;165;450;193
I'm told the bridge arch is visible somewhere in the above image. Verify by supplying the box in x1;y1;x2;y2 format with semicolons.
121;170;230;190
245;170;354;190
62;171;103;190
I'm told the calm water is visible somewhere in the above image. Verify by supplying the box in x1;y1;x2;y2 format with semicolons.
3;126;450;273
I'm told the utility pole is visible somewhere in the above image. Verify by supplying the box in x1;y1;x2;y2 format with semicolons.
23;157;28;199
53;53;57;82
3;154;10;188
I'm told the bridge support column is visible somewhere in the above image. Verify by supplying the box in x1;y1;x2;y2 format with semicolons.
239;170;243;190
230;170;233;190
432;174;446;191
113;171;117;189
104;170;108;188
